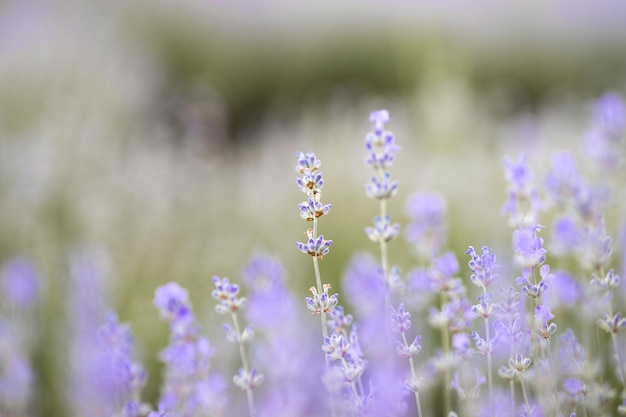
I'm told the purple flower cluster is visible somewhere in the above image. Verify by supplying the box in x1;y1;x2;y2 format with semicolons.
7;94;626;417
154;282;226;417
295;151;332;258
0;257;38;415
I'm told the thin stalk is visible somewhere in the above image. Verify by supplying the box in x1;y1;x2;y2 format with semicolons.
519;374;531;415
231;312;256;417
482;288;494;415
378;197;391;313
311;217;336;417
604;297;626;393
440;293;452;416
402;332;423;417
312;218;329;341
509;380;516;417
533;295;562;416
545;339;563;417
610;332;626;392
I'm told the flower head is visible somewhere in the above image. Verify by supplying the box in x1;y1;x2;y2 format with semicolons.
305;284;338;314
296;229;332;258
211;276;247;314
1;257;39;309
295;151;322;174
365;109;399;171
513;223;547;269
390;303;411;333
466;245;499;289
298;197;332;221
154;283;193;333
365;215;400;243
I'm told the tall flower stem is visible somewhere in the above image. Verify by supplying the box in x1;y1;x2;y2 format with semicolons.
212;277;263;417
364;110;400;311
440;296;452;416
312;218;329;340
378;198;391;312
483;311;494;412
519;375;531;415
231;311;256;417
401;332;423;417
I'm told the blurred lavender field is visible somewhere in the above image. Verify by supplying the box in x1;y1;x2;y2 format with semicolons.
1;1;626;416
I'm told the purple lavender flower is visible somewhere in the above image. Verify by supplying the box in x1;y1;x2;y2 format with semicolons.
67;247;113;417
369;109;390;135
466;246;499;289
211;276;247;314
405;192;447;258
295;151;322;173
296;229;332;258
365;215;400;243
342;253;386;317
154;282;193;333
397;335;422;358
534;305;557;339
512;222;547;269
154;283;226;417
97;313;147;416
584;92;626;169
296;172;325;194
472;292;494;319
501;154;543;224
241;254;326;417
298;197;331;221
295;151;325;194
0;322;34;414
390;303;412;333
542;270;581;309
322;333;352;360
577;215;612;272
544;151;587;208
364;110;399;171
429;297;476;332
549;216;581;257
365;172;399;200
1;257;38;309
233;368;264;391
516;264;553;300
327;306;353;335
558;329;586;379
429;251;466;298
597;312;626;334
305;284;338;315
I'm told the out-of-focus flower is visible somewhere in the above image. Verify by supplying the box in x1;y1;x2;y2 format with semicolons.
1;257;39;309
584;92;626;169
154;282;226;417
405;192;447;259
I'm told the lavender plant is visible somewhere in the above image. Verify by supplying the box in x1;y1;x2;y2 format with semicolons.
295;150;334;344
211;276;263;417
153;282;226;417
4;92;626;417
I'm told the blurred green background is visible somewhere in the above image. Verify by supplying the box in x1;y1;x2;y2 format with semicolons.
1;0;626;414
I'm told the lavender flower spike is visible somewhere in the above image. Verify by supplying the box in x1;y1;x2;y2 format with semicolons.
296;229;332;258
466;245;499;289
154;282;226;417
390;303;412;333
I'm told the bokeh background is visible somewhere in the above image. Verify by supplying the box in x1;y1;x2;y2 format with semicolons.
2;0;626;415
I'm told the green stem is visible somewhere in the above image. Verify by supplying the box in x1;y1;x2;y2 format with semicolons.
519;373;531;416
231;312;256;417
482;288;494;415
402;332;423;417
